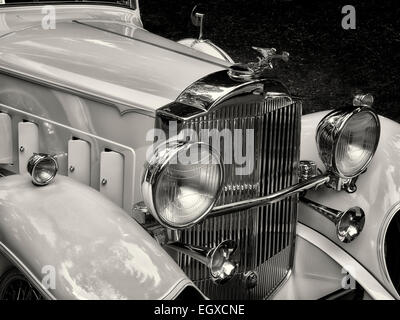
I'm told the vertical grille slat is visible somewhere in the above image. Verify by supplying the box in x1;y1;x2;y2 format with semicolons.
179;96;301;299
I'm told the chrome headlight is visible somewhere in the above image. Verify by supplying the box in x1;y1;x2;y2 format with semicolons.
27;153;58;186
316;107;380;178
142;140;223;229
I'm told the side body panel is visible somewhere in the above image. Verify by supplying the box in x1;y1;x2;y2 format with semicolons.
0;175;192;300
0;100;142;212
299;111;400;298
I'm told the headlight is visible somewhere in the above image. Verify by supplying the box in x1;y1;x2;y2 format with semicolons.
316;107;380;178
27;153;58;186
142;140;223;229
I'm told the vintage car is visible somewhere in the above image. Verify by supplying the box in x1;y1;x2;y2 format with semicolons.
0;1;399;300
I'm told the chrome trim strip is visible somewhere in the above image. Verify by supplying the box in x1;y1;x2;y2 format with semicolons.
210;174;330;216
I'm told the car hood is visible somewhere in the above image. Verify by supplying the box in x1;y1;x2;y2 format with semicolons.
0;5;229;115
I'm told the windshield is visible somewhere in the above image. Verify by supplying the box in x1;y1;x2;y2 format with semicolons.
1;1;136;10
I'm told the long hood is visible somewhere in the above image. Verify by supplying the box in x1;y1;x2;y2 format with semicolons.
0;5;229;114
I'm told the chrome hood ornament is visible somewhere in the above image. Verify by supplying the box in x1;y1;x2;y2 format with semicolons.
228;47;289;81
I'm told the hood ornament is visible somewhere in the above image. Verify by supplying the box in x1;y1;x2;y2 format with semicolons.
228;47;289;81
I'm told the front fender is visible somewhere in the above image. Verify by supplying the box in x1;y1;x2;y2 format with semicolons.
0;175;191;300
300;111;400;298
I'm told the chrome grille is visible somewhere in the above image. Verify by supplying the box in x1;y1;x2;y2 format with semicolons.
178;95;301;299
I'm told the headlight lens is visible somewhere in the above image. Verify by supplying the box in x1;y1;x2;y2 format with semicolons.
335;111;378;176
317;107;380;178
142;140;223;229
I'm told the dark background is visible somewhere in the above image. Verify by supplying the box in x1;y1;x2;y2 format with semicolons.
140;0;400;121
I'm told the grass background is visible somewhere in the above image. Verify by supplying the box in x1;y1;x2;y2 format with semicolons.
140;0;400;122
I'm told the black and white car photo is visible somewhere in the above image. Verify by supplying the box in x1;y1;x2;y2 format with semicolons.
0;0;399;302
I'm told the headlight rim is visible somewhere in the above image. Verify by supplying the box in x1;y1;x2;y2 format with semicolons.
316;106;380;179
27;153;59;186
333;107;380;178
142;140;224;230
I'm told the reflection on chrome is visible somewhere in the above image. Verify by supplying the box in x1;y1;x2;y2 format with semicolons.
301;197;365;243
142;140;224;229
27;153;58;186
165;240;238;284
210;174;330;217
316;104;380;179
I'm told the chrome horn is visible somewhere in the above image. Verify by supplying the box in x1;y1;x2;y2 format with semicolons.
165;240;238;284
301;197;365;243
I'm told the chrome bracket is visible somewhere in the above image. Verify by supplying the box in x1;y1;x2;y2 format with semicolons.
325;171;364;193
299;160;318;182
210;173;330;216
343;176;359;193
